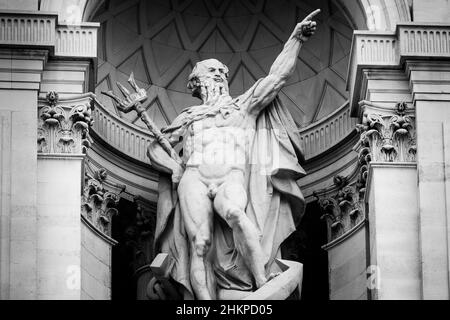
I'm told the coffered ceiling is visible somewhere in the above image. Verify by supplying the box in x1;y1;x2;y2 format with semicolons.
93;0;353;129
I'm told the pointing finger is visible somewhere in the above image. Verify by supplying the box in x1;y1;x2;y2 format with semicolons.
304;9;321;21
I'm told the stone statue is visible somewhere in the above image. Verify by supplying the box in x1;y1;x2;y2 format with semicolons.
103;9;320;300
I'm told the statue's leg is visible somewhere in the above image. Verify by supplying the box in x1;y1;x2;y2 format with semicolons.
213;171;267;289
178;170;215;300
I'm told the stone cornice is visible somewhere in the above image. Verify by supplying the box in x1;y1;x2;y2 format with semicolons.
404;60;450;102
0;10;99;59
347;23;450;116
0;48;48;90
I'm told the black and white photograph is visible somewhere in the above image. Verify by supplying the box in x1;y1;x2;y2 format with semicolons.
0;0;449;308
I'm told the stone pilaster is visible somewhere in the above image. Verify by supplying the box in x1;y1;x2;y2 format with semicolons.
36;91;95;299
0;48;46;299
355;100;420;299
407;60;450;299
0;9;99;299
80;166;121;300
345;23;450;299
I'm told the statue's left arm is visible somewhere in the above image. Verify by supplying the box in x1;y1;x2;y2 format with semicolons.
248;9;320;116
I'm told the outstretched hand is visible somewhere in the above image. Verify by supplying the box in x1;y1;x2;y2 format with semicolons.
291;9;320;42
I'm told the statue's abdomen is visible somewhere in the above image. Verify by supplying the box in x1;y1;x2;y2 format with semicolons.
182;110;255;177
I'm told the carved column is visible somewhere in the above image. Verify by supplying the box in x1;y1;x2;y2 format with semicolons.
316;175;365;244
347;25;437;299
348;20;450;299
80;166;121;300
36;91;94;299
355;100;420;299
315;172;367;300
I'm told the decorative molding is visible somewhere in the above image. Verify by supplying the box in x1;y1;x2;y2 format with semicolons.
315;174;365;243
321;219;365;251
55;24;98;58
0;11;99;59
91;97;154;164
81;167;124;237
399;24;450;59
0;11;56;47
37;91;94;154
347;23;450;115
299;101;357;160
91;95;358;166
81;214;118;246
355;101;416;163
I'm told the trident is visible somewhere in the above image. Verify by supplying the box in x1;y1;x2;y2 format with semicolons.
101;73;183;166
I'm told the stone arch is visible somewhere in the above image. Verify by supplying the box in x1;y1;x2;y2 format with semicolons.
336;0;411;31
39;0;411;31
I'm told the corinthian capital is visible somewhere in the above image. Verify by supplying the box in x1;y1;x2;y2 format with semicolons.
38;91;95;154
355;101;416;163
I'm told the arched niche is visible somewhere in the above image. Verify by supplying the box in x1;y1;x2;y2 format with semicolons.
38;0;411;31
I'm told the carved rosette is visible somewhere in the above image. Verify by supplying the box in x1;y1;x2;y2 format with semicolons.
315;175;365;242
356;101;416;163
38;91;94;154
81;168;122;236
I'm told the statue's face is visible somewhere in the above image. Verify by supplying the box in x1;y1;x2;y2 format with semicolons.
197;59;229;93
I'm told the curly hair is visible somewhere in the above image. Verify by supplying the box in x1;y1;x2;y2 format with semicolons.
187;59;229;99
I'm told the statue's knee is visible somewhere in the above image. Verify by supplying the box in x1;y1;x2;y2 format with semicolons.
225;208;244;226
193;235;211;257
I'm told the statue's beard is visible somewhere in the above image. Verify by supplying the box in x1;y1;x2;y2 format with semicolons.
199;78;229;104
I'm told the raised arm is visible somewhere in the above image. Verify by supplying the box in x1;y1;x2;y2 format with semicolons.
248;9;320;115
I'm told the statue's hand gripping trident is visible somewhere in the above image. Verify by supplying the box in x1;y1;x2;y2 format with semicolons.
101;73;183;168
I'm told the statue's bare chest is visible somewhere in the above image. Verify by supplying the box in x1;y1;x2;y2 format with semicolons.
186;104;252;135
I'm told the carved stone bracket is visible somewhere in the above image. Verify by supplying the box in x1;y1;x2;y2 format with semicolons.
38;91;94;154
315;174;365;242
81;168;124;236
355;101;416;163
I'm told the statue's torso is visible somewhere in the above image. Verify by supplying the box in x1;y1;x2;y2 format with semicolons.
181;102;256;177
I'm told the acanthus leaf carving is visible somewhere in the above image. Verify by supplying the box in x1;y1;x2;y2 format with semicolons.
357;101;416;163
38;91;94;154
316;173;365;243
81;168;123;237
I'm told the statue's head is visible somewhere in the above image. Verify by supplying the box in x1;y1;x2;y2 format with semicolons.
187;59;229;100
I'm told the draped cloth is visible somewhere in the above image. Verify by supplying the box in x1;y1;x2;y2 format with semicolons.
148;82;306;298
